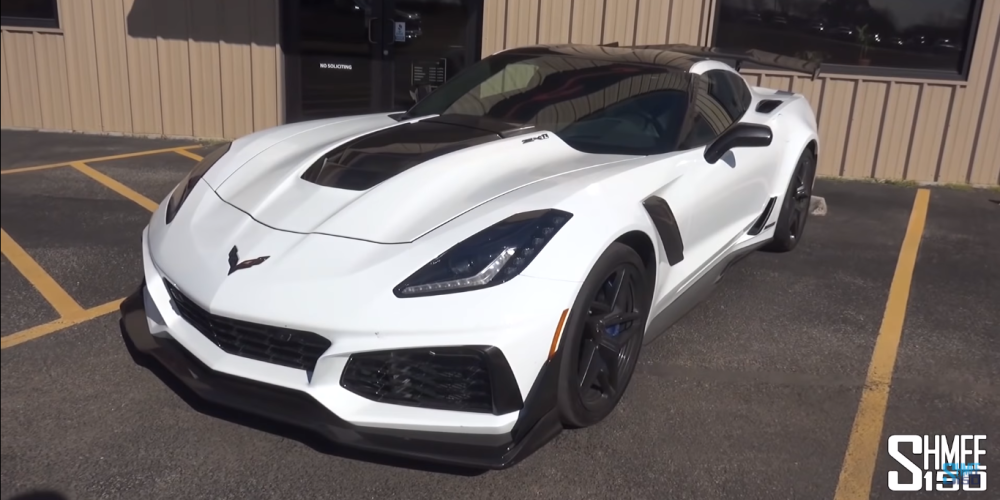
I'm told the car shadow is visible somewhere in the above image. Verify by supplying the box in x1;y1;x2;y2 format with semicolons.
119;327;486;477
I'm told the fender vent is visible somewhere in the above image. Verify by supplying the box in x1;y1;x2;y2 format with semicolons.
748;197;778;235
756;100;783;113
642;196;684;265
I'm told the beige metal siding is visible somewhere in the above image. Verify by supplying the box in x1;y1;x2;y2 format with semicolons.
485;0;1000;185
93;0;133;133
0;36;10;128
0;0;282;140
3;31;43;129
33;32;73;131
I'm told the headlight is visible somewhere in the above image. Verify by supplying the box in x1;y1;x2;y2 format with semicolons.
394;209;573;298
165;143;231;224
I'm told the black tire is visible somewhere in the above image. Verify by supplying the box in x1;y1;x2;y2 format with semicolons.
556;243;652;429
764;149;817;253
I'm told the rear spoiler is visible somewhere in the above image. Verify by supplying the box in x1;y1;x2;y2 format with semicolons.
629;44;822;80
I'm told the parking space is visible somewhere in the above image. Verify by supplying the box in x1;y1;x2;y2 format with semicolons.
1;130;997;500
0;130;205;349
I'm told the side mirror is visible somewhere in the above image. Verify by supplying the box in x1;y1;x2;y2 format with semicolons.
704;123;773;164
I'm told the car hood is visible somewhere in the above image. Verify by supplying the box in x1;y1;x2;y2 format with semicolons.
213;114;634;244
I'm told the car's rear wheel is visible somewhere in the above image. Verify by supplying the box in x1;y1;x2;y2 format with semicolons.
556;243;652;429
764;149;816;253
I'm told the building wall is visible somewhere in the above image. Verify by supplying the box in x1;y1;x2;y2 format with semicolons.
482;0;1000;186
2;0;997;185
0;0;283;140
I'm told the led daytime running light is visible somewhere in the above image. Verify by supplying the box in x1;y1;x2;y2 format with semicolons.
399;247;516;296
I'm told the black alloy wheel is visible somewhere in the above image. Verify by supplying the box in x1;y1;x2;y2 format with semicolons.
787;157;814;243
765;149;817;253
557;243;650;428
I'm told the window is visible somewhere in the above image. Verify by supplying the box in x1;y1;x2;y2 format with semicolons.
477;63;541;99
703;70;752;123
679;74;741;150
1;0;59;29
712;0;983;77
408;52;694;156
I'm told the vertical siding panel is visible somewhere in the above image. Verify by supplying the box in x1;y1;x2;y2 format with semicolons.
941;0;999;183
32;33;73;130
791;76;824;118
843;82;887;179
505;0;539;48
0;36;10;128
571;0;604;45
907;85;952;182
602;0;637;46
816;80;854;177
742;73;761;87
2;32;43;128
970;44;1000;184
274;8;284;127
760;75;792;92
874;84;919;180
634;0;671;45
701;0;717;45
537;0;571;44
250;0;279;131
155;0;193;136
482;0;506;55
189;1;224;138
939;86;973;183
669;0;700;44
124;0;162;134
61;0;103;131
220;0;254;139
92;0;133;133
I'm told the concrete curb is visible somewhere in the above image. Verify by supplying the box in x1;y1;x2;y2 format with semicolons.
810;196;827;216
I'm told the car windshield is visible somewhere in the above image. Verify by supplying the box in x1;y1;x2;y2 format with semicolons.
405;52;691;156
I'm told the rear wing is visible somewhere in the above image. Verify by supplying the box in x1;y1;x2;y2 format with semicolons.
629;44;822;80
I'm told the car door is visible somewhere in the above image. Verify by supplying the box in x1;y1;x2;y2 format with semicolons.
644;70;772;302
682;70;772;254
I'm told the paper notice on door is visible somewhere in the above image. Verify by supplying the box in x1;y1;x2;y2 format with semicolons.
394;22;406;42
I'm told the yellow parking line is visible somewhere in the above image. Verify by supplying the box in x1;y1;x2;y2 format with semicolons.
0;229;84;317
833;188;930;500
0;144;203;175
0;298;123;350
70;162;158;212
172;148;204;161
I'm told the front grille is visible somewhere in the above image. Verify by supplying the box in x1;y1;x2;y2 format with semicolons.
164;280;331;372
341;347;521;414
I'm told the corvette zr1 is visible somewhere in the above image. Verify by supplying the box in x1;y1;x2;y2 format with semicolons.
119;43;821;469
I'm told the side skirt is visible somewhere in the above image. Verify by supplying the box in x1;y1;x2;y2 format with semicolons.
642;240;767;345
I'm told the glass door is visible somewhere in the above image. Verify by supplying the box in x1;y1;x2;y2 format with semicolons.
386;0;479;111
283;0;483;122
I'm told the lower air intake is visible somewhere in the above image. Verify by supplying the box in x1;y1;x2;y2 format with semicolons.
340;346;523;415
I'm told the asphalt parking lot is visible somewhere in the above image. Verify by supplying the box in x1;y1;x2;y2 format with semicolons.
1;129;997;500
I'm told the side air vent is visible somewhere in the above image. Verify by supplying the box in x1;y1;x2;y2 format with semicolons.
747;197;778;235
642;196;685;265
756;100;783;114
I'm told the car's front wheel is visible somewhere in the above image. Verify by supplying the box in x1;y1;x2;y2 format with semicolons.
556;243;652;428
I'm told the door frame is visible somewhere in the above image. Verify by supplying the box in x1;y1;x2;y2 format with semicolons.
281;0;485;124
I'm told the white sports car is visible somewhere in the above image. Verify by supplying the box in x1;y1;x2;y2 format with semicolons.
120;43;821;469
